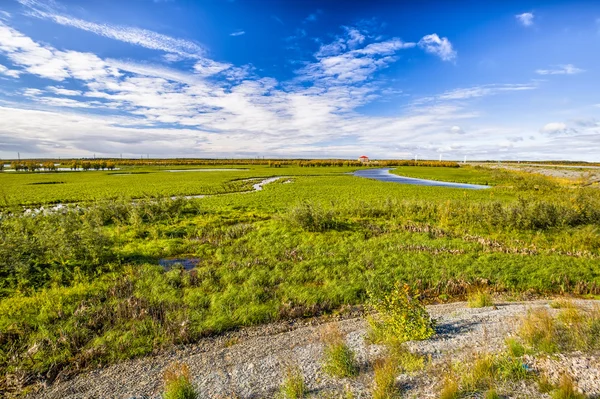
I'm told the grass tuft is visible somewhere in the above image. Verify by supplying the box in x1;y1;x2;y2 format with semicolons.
467;289;494;308
162;362;198;399
438;378;459;399
278;365;307;399
371;358;401;399
483;388;501;399
551;374;585;399
320;324;359;378
505;337;526;357
519;308;560;353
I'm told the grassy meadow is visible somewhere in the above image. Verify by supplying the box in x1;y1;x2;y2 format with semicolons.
1;163;599;395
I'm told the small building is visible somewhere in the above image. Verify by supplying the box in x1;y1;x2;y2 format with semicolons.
358;155;369;162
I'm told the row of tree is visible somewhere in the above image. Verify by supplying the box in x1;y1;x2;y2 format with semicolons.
9;161;58;172
3;160;116;172
67;160;116;171
295;160;460;168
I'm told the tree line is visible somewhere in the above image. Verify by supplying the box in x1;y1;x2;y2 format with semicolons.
4;160;116;172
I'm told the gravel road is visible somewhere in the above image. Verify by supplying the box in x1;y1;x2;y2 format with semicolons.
29;299;600;399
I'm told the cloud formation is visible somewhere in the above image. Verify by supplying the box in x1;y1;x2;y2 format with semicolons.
535;64;584;75
17;0;206;59
516;12;534;26
418;34;456;61
0;2;596;161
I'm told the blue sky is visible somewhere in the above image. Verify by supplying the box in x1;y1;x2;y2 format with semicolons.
0;0;598;160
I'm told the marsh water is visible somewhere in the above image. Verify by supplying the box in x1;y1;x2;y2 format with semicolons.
353;168;490;189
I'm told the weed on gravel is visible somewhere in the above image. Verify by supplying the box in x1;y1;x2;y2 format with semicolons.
320;324;359;378
371;357;401;399
278;365;307;399
550;374;586;399
162;362;198;399
519;304;600;354
467;289;495;308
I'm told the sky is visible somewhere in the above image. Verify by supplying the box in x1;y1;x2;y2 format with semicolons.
0;0;598;160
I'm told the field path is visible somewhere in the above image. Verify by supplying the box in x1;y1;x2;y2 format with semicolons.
29;299;600;399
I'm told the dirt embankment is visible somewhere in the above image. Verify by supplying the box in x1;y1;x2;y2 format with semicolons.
28;299;600;399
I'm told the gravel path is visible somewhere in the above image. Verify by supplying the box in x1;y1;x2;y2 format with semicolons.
29;299;600;399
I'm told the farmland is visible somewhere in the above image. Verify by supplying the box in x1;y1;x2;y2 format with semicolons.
1;163;600;396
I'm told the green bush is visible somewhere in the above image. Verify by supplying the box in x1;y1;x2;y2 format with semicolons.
285;202;338;232
368;283;435;345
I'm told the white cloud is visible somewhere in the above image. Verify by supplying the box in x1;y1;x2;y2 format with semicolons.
0;63;21;77
535;64;585;75
418;34;456;62
541;122;570;135
0;16;597;160
46;86;82;96
17;0;205;59
516;12;534;27
230;30;245;37
417;83;537;103
193;59;232;77
450;125;464;134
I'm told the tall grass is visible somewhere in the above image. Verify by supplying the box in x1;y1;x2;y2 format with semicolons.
320;325;359;378
162;362;198;399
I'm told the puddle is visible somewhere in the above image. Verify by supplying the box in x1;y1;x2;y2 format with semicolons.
159;257;201;270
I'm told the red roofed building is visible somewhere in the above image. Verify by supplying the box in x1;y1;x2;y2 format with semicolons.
358;155;369;162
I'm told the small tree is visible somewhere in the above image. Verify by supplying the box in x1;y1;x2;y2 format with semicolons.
368;283;436;345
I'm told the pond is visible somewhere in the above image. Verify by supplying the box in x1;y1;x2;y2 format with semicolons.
353;168;490;189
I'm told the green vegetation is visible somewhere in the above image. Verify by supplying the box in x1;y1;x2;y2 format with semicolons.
368;283;436;345
1;163;600;395
162;363;198;399
278;365;306;399
551;375;586;399
371;358;401;399
439;350;530;397
320;325;359;378
518;304;600;354
467;289;494;308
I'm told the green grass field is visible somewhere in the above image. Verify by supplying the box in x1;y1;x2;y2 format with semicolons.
1;163;599;395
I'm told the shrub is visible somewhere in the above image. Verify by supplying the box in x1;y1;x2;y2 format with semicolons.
368;283;435;345
163;362;198;399
285;202;338;232
321;324;359;378
279;365;306;399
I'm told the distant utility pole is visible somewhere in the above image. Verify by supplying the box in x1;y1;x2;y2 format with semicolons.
17;152;20;161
